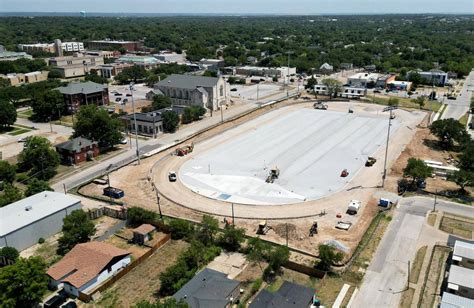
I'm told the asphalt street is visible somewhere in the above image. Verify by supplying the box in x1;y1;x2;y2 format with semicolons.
352;196;473;307
441;70;474;120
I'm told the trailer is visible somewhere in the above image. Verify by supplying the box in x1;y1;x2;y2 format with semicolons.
335;221;352;230
346;200;361;215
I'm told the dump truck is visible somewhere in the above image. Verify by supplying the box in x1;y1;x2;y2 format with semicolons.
176;143;194;156
346;200;361;215
266;167;280;183
365;156;377;167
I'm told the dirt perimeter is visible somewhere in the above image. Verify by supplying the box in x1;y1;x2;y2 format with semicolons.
79;99;426;255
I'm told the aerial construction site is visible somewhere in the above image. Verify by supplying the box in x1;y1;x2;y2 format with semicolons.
80;99;426;256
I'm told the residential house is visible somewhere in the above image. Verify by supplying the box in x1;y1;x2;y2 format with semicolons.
250;281;315;308
55;137;99;165
319;63;334;73
132;224;156;245
47;242;131;298
155;74;230;111
0;192;82;251
55;81;109;113
121;110;164;137
173;268;241;308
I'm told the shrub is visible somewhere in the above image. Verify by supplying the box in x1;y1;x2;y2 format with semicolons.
127;207;157;227
169;219;194;240
38;238;45;244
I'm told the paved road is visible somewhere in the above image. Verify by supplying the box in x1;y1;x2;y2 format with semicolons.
51;86;299;192
352;196;473;308
0;117;73;159
441;70;474;120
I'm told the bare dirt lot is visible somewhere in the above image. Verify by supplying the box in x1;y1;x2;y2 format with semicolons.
92;240;189;307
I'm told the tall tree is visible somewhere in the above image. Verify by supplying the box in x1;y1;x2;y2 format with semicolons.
448;170;474;192
197;214;219;246
0;161;16;184
161;110;180;133
246;237;270;271
57;210;96;255
0;257;49;308
0;100;16;129
403;158;433;184
30;90;65;122
17;136;60;180
0;184;23;207
322;78;342;99
317;244;344;271
430;119;470;149
218;225;246;252
25;179;53;197
73;104;123;147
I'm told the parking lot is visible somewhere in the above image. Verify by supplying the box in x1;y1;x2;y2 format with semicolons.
108;83;153;105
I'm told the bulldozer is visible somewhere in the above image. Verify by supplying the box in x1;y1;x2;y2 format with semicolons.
266;167;280;183
257;220;271;235
365;156;377;167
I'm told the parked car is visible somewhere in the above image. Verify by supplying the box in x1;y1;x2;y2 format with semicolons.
230;88;237;91
17;137;27;142
119;138;128;144
168;171;177;182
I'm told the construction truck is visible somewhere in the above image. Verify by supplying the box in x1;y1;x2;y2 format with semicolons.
266;167;280;183
257;220;271;235
176;143;194;156
365;156;377;167
309;221;318;237
313;102;328;110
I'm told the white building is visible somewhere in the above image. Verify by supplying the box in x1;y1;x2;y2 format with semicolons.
347;73;380;88
47;242;131;297
18;42;84;53
453;241;474;270
313;84;366;98
154;51;185;63
446;265;474;299
408;69;449;86
234;66;296;78
155;74;230;111
0;192;82;251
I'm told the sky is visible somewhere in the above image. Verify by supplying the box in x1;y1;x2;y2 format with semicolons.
0;0;473;15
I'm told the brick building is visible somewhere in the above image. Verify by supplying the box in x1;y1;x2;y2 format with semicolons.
55;81;109;113
86;40;142;52
55;137;99;165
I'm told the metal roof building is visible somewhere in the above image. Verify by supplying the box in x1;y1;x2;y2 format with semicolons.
0;191;82;251
440;292;474;308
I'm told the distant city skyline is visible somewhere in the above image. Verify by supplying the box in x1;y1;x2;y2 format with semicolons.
1;0;473;15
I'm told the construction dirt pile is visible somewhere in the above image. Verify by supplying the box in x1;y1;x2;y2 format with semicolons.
273;223;300;241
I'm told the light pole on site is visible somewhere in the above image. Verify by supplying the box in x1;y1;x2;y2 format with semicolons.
129;82;140;165
382;106;396;188
286;51;292;98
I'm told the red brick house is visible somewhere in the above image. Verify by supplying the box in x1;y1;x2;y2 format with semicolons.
55;137;99;165
56;81;109;114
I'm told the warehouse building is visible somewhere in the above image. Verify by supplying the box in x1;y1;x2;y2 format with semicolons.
0;192;82;251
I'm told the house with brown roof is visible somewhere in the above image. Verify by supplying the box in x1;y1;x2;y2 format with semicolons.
47;242;131;298
132;223;156;245
55;136;99;165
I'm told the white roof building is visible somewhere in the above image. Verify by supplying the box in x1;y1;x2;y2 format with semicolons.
440;292;474;308
0;191;82;251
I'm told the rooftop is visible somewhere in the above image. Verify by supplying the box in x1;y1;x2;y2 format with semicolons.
118;55;158;64
89;40;138;44
349;72;380;80
454;240;474;260
440;292;474;308
0;191;81;236
249;281;314;308
47;241;130;288
157;74;220;89
173;268;240;308
56;81;108;95
448;265;474;289
122;110;166;123
55;137;97;153
133;224;156;235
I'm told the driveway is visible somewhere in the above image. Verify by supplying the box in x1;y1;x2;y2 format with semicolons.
441;70;474;120
351;196;473;308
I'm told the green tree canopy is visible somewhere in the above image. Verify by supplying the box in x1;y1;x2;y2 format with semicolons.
161;110;179;133
197;214;219;246
85;70;108;84
322;78;342;99
388;97;399;107
0;100;16;128
246;237;270;271
267;245;290;272
57;210;96;255
0;161;16;184
0;246;19;262
403;158;433;183
134;298;189;308
17;136;60;180
0;184;22;207
459;141;474;172
169;219;194;240
115;66;149;84
73;104;123;148
218;225;246;252
317;244;344;271
448;170;474;192
0;256;49;308
25;178;53;197
30;89;65;122
430;119;470;149
412;96;426;109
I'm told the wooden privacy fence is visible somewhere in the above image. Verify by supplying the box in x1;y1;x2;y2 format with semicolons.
284;260;326;279
79;233;171;302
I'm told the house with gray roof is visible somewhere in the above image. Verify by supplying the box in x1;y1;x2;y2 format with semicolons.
173;268;240;308
155;74;229;112
55;136;99;165
249;281;316;308
56;81;109;113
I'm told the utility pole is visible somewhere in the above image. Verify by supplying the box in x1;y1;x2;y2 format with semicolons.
256;83;259;102
130;82;140;165
231;203;235;226
152;183;163;220
433;189;437;212
285;223;289;247
286;52;291;97
382;108;394;188
407;260;411;290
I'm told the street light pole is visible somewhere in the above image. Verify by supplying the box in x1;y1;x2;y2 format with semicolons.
382;108;393;188
286;52;291;97
130;83;140;165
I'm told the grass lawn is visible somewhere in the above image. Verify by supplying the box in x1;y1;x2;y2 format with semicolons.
427;212;437;226
8;128;30;136
17;109;33;119
459;112;469;127
419;246;451;308
410;246;427;284
440;214;474;239
399;288;415;308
